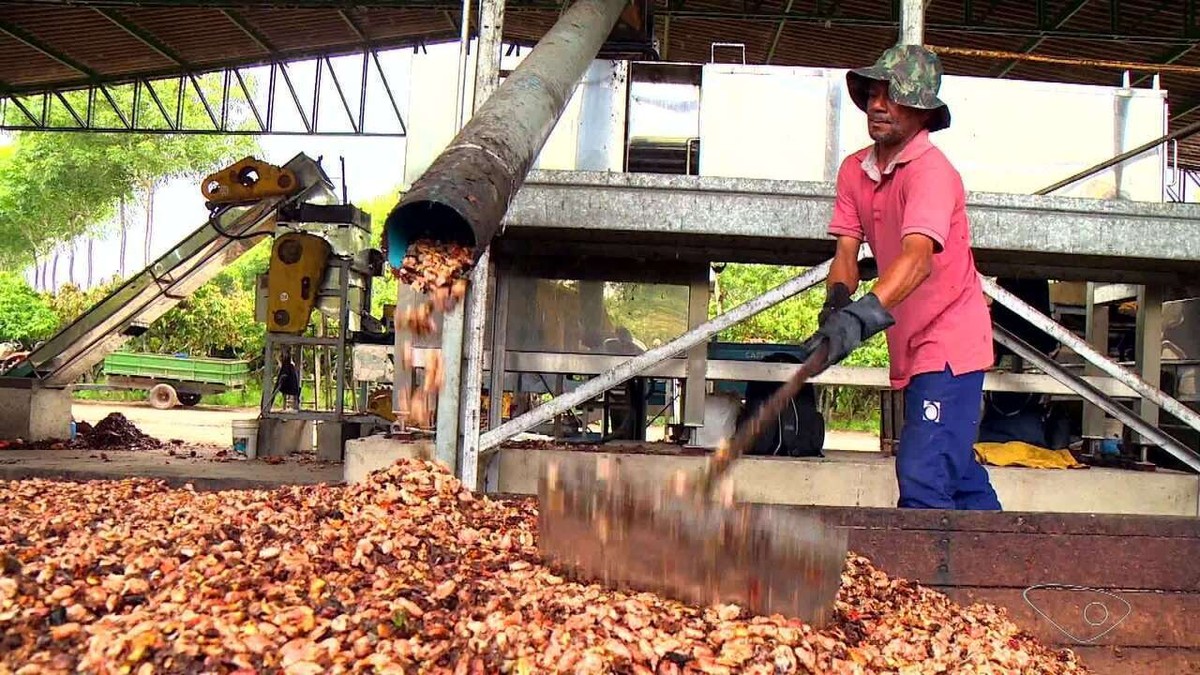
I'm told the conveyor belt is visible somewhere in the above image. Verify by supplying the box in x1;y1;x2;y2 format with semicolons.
2;153;337;387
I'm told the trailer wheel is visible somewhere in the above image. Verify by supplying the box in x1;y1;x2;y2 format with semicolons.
148;384;179;410
178;392;202;407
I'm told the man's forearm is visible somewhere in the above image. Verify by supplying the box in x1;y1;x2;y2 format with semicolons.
828;237;862;296
871;248;932;309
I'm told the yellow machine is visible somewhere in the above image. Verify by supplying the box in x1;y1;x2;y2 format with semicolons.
265;232;332;334
201;156;299;207
367;386;397;422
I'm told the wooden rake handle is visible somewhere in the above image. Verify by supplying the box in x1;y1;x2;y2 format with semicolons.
692;338;831;498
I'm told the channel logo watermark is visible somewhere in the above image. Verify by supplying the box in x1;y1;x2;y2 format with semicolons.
1022;584;1132;644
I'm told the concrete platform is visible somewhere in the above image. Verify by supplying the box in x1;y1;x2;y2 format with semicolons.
503;170;1200;284
345;437;1200;517
0;385;71;442
0;447;342;491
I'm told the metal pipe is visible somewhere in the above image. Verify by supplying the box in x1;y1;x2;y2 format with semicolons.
994;325;1200;473
453;0;471;130
478;260;832;451
899;0;924;45
459;250;492;488
980;275;1200;436
1035;118;1200;196
456;0;508;489
383;0;628;266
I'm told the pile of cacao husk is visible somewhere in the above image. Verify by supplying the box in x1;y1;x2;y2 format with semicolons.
0;458;1090;674
79;413;161;450
389;239;474;429
393;240;473;296
1;413;160;452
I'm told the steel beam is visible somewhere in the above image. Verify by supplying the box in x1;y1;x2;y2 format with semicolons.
1132;43;1197;87
899;0;924;45
363;344;1141;398
477;261;832;452
764;0;796;64
338;8;369;42
94;8;194;70
0;19;100;79
500;171;1200;283
981;276;1200;438
993;0;1092;78
1;50;408;136
219;8;279;55
454;0;507;490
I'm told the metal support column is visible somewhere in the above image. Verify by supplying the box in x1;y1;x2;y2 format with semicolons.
682;267;710;430
479;261;832;452
459;253;491;490
457;0;506;490
899;0;925;45
435;306;466;467
335;259;349;418
483;270;509;493
434;0;488;468
488;272;510;432
1082;281;1111;437
1134;284;1165;446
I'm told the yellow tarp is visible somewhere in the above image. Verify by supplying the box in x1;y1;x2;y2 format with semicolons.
973;441;1086;469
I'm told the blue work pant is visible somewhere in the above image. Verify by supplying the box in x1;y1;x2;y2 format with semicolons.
895;366;1002;511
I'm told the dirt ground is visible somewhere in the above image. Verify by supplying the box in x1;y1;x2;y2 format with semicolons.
71;401;257;448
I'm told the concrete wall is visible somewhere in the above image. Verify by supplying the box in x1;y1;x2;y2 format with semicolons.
344;435;435;483
0;386;72;441
346;439;1199;517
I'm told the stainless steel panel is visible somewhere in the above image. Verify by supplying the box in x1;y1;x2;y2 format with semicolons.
695;64;1166;200
503;276;690;355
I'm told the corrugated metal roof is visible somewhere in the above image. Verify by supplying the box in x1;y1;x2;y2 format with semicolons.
2;1;1199;167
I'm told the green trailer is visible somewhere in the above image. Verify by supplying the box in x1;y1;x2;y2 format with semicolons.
100;352;252;409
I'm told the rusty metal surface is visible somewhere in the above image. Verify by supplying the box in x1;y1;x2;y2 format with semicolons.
935;587;1200;649
847;530;1200;592
537;454;849;627
1069;646;1200;675
798;505;1200;539
384;0;630;264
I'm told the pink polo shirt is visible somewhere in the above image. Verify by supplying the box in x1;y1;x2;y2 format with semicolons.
827;130;994;390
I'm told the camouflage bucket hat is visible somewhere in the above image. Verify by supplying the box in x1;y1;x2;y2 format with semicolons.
847;44;951;132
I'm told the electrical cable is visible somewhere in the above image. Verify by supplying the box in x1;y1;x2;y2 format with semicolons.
207;204;274;241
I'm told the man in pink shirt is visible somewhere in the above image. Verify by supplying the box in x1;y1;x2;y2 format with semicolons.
811;44;1001;511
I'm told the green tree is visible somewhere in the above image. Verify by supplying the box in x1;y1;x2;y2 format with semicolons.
43;276;125;329
0;272;59;345
132;282;262;362
361;188;402;317
0;76;259;268
709;263;889;368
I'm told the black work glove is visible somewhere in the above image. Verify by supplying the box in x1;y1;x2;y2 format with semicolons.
818;283;853;326
815;292;895;365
